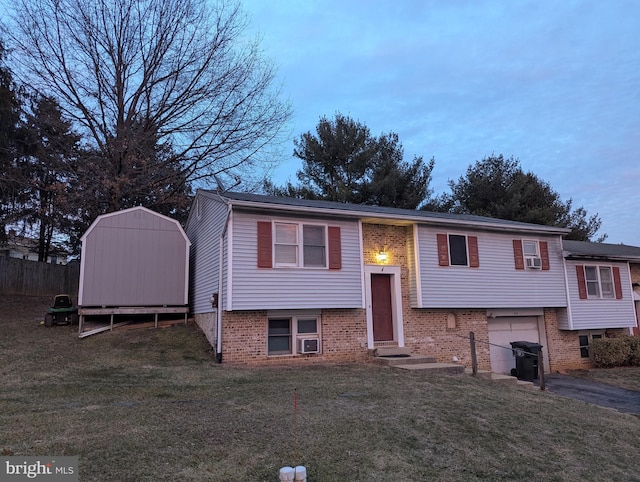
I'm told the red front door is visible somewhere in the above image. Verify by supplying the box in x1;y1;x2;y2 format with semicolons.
372;274;393;341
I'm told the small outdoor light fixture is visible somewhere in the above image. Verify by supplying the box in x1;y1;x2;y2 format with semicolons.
375;250;389;264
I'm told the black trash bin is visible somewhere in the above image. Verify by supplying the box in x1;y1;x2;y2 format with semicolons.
510;341;543;381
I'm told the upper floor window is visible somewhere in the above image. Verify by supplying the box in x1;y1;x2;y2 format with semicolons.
258;221;341;270
437;233;479;268
274;222;327;268
513;239;550;270
584;266;615;299
522;240;542;269
576;264;622;300
449;235;468;266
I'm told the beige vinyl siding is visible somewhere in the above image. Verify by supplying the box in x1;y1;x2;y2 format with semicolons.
186;194;229;314
416;226;567;308
80;207;189;307
229;211;363;310
565;260;636;329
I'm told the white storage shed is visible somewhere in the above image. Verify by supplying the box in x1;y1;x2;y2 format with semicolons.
78;207;190;333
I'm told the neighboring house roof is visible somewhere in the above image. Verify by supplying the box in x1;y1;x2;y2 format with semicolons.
1;230;68;263
199;190;570;236
563;240;640;261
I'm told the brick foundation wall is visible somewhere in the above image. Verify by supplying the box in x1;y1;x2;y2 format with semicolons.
542;309;630;372
404;309;492;370
219;309;369;365
542;309;590;372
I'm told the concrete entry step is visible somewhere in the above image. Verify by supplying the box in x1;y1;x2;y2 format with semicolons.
392;362;466;375
372;354;437;366
372;346;412;357
464;368;536;388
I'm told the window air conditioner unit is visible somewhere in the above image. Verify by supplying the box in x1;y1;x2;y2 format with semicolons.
298;338;319;354
526;257;542;269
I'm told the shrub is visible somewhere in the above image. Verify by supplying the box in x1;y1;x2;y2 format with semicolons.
628;336;640;367
591;337;632;368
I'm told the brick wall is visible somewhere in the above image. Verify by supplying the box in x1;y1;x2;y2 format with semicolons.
542;308;591;372
542;308;630;372
219;309;369;365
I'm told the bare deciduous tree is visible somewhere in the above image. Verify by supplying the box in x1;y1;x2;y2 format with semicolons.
5;0;291;212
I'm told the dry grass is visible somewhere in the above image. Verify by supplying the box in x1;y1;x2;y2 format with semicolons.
567;366;640;392
1;295;640;481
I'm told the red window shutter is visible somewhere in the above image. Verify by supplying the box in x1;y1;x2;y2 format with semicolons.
613;266;623;299
257;221;272;268
437;233;449;266
576;265;587;299
539;241;550;270
513;240;524;270
328;226;342;270
468;236;480;268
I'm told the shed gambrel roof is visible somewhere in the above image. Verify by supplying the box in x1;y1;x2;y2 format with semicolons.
563;239;640;261
197;190;570;236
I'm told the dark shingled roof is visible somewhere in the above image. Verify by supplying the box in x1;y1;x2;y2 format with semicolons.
562;240;640;260
204;190;570;235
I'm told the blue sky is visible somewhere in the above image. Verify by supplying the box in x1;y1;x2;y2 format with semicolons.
242;0;639;245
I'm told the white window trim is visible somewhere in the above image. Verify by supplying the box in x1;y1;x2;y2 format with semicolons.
272;221;329;269
584;265;615;300
267;311;322;357
522;239;542;269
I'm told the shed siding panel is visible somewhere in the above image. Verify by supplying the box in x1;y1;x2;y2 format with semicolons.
230;211;363;310
417;226;567;308
81;209;188;306
186;195;228;314
565;260;636;329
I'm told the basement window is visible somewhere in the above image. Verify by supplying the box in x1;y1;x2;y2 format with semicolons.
267;314;320;356
579;332;603;358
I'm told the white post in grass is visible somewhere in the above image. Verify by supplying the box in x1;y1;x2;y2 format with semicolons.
294;466;307;481
279;466;294;481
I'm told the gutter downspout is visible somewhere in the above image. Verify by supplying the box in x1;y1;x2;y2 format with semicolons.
561;252;574;330
216;199;232;363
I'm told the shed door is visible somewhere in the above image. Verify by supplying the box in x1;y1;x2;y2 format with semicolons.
488;317;539;375
371;274;394;341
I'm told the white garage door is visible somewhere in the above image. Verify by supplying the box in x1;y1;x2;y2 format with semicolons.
488;317;539;375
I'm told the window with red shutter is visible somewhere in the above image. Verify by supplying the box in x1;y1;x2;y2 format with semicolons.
539;241;550;270
576;265;588;299
513;240;525;270
613;266;623;299
328;226;342;270
436;233;449;266
257;221;272;268
468;236;479;268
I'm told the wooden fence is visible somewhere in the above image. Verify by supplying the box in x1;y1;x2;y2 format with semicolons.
0;257;79;297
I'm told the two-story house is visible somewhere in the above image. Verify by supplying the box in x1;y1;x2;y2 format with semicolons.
189;190;623;373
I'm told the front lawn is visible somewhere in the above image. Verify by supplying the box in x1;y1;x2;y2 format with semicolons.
1;296;639;481
567;366;640;392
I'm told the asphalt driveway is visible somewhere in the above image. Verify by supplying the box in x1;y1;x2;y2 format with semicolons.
542;374;640;415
